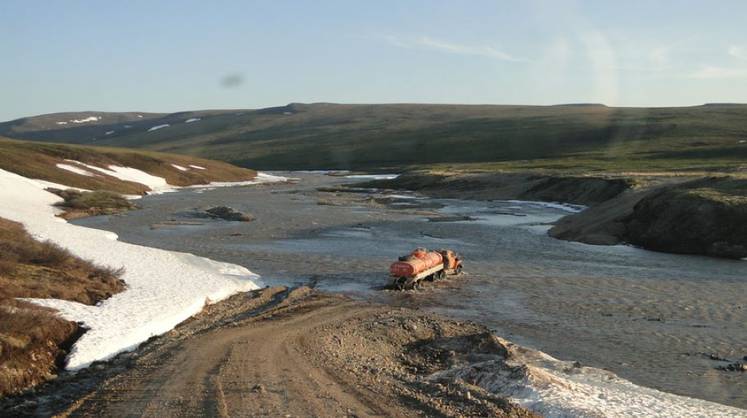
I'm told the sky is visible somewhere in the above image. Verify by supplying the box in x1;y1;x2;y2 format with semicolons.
1;0;746;121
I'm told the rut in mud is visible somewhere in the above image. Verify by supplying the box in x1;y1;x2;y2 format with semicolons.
21;287;534;418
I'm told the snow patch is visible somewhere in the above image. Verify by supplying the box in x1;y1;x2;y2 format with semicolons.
507;199;586;213
189;164;206;170
61;160;284;195
185;117;201;123
385;194;419;200
56;163;94;177
186;172;288;189
345;174;400;180
81;164;171;193
33;179;89;192
55;116;101;125
147;124;170;132
171;164;189;172
430;337;746;417
0;168;263;370
70;116;101;124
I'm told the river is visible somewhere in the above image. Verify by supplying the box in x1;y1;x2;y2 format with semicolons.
74;171;747;409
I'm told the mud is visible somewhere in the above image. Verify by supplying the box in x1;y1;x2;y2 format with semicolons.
4;287;535;417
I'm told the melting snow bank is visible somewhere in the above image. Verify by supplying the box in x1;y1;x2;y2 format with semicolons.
431;336;745;417
56;163;94;177
187;172;288;189
61;160;287;195
0;168;284;370
75;162;172;193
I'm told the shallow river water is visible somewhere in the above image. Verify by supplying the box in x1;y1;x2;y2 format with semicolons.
74;172;747;409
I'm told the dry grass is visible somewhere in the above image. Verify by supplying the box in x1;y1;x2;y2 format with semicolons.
0;136;256;195
0;300;80;397
0;217;125;397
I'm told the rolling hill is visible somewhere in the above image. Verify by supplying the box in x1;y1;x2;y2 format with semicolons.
2;103;746;172
0;137;256;195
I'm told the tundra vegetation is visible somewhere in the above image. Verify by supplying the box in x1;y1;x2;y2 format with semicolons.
0;137;256;195
0;218;125;396
49;189;136;220
2;103;745;173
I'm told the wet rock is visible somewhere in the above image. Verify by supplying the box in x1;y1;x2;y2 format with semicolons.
427;215;476;223
707;353;730;362
204;206;254;222
717;362;746;372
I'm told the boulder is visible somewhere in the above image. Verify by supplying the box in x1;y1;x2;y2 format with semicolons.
204;206;254;222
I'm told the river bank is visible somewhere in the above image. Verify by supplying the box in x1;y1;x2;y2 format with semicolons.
366;170;747;259
4;287;538;417
6;284;746;417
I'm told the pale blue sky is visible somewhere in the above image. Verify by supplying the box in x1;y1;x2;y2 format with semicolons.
2;0;746;121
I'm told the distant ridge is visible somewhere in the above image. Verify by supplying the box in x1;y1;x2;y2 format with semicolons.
702;102;747;106
551;103;607;107
1;102;746;171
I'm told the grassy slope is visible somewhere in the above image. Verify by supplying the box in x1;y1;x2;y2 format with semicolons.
0;218;125;396
2;103;746;173
0;137;256;195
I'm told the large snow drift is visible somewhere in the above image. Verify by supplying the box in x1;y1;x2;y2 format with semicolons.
0;168;286;370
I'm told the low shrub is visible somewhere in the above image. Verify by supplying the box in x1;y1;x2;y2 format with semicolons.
48;189;135;219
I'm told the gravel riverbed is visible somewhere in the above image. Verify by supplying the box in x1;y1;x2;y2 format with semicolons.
74;172;747;409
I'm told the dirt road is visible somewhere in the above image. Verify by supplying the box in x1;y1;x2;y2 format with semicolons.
45;287;533;418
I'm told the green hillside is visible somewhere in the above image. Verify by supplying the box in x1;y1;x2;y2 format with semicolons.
2;103;746;173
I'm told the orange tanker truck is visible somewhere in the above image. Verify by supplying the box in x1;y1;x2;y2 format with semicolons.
389;248;463;290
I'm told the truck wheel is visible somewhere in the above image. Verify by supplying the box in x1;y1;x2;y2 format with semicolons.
455;265;463;274
395;277;407;290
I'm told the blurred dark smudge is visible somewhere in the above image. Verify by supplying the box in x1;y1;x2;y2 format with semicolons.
220;73;244;88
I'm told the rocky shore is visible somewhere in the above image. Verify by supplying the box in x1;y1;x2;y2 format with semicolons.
367;171;747;259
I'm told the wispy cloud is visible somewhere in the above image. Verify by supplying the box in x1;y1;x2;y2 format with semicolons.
384;35;525;62
688;65;747;79
416;36;524;62
728;45;747;60
685;45;747;79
